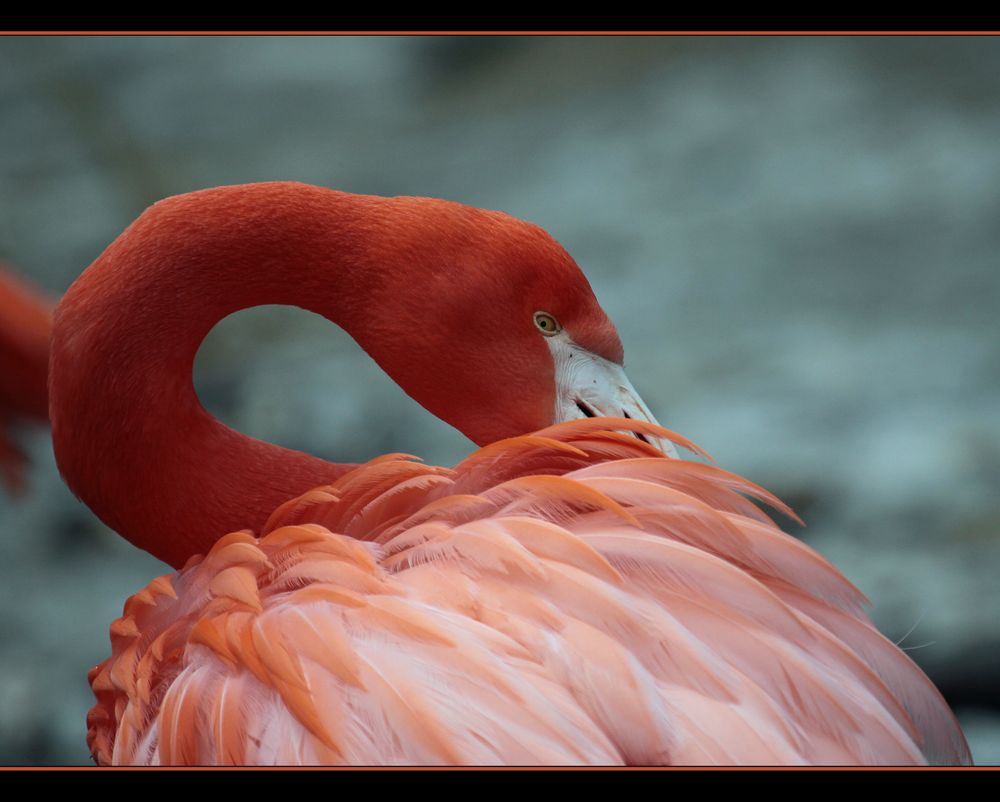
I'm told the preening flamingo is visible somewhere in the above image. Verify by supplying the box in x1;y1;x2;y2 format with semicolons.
0;264;51;492
50;182;971;765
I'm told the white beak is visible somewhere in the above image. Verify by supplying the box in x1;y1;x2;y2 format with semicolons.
547;332;678;458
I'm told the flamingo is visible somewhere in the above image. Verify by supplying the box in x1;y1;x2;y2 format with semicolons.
0;263;51;493
50;182;971;765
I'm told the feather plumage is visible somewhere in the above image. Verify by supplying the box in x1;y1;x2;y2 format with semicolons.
87;418;970;766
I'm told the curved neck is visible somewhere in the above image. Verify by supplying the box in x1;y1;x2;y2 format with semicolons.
51;184;404;568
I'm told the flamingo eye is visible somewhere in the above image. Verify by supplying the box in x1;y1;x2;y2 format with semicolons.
533;311;561;336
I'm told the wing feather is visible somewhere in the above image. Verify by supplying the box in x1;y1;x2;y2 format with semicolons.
88;419;971;765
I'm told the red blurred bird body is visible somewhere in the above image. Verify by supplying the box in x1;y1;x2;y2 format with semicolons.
0;264;51;492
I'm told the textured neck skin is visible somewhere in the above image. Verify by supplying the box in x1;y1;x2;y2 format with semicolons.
50;183;620;568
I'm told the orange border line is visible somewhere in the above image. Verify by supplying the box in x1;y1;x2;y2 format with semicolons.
4;30;1000;35
3;765;998;770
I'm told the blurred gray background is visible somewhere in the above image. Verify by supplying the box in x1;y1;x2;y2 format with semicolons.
0;35;997;765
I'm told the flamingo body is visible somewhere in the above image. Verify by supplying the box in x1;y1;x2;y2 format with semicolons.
51;183;970;765
87;419;969;765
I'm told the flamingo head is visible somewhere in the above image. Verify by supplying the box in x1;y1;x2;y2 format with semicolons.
355;195;677;456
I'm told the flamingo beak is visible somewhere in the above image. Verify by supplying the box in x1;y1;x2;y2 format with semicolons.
547;334;678;458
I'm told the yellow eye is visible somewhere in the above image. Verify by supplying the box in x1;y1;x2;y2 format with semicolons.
534;311;561;336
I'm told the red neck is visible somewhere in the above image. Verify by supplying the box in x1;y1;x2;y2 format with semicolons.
50;184;403;568
51;182;608;568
